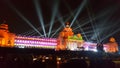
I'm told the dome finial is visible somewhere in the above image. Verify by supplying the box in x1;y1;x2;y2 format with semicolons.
65;22;70;28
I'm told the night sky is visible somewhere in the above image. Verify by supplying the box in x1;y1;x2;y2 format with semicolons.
0;0;120;42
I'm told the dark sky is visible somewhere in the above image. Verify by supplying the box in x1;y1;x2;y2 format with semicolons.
0;0;120;42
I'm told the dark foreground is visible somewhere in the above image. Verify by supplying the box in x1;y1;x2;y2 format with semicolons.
0;47;120;68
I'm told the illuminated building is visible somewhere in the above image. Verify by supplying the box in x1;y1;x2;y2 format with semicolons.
14;36;57;49
66;33;84;50
0;24;15;47
56;22;84;50
104;37;118;53
0;23;57;49
82;42;97;52
0;23;118;53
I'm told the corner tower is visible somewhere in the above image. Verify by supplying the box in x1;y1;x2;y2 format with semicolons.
0;23;15;47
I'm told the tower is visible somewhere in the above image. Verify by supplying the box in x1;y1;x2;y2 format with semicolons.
0;23;15;47
56;22;74;50
104;37;119;53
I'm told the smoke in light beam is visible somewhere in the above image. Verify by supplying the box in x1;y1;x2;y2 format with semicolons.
63;0;78;23
33;0;46;37
81;30;93;34
90;15;114;40
70;0;87;27
48;0;59;37
64;0;88;41
100;20;120;42
6;0;42;36
10;8;42;36
57;13;65;27
73;6;116;31
51;26;62;38
86;4;99;43
21;20;60;37
90;6;119;42
75;21;89;41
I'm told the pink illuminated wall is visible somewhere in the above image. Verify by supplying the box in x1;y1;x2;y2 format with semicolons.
82;42;97;52
14;36;57;49
14;36;118;53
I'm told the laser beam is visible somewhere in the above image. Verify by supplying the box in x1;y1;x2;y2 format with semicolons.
70;0;87;27
6;0;42;36
33;0;46;37
48;0;59;37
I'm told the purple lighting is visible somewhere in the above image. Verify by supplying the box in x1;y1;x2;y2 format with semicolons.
14;36;57;49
